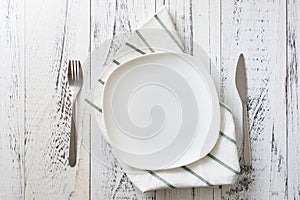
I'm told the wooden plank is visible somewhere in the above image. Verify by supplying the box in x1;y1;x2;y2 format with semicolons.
156;189;194;200
154;0;221;199
194;188;213;200
90;1;118;199
213;187;222;200
154;1;194;199
287;0;300;199
164;0;193;54
25;0;90;199
192;0;221;200
221;0;287;199
90;0;156;199
192;1;221;199
0;0;24;199
65;0;91;199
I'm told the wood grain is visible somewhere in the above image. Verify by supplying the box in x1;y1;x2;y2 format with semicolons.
90;0;156;199
25;0;90;199
90;1;116;199
154;1;195;199
287;0;300;199
192;0;221;199
0;0;24;199
154;0;221;199
221;0;287;199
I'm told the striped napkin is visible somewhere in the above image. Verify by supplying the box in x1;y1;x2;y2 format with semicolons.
86;6;240;192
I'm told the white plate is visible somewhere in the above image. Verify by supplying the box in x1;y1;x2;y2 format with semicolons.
101;52;220;170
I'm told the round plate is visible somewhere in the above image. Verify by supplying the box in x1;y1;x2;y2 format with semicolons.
101;52;220;170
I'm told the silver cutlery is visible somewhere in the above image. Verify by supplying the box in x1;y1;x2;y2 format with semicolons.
235;54;251;166
68;60;83;167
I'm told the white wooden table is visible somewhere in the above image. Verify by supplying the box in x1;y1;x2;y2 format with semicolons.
0;0;298;199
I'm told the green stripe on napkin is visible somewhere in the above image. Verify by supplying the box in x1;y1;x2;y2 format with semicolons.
113;59;120;65
207;154;239;175
147;170;176;189
85;99;102;113
181;166;213;186
126;42;146;55
219;102;232;114
154;14;184;52
220;131;237;145
136;30;155;53
98;79;105;85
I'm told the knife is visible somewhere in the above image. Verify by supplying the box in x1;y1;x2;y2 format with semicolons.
235;54;251;166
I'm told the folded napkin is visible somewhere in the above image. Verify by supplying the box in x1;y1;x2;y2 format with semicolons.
86;6;240;192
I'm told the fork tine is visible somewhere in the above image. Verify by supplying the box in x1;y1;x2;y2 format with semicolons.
78;61;82;77
76;60;80;80
75;60;77;80
74;60;76;80
75;60;78;80
71;60;73;80
73;60;76;80
68;60;72;76
78;60;81;78
72;60;75;80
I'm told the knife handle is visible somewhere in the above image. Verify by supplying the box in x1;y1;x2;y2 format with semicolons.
242;102;251;166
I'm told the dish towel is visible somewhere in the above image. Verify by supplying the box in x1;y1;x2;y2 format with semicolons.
86;6;240;192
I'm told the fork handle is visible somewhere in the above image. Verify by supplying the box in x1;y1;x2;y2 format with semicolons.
69;103;77;167
242;102;251;166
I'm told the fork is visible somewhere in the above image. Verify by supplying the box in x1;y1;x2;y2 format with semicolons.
68;60;83;167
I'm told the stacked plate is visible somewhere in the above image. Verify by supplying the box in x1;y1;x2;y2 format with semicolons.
93;50;221;170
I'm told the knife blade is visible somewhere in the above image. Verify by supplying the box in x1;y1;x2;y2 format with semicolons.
235;54;251;166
